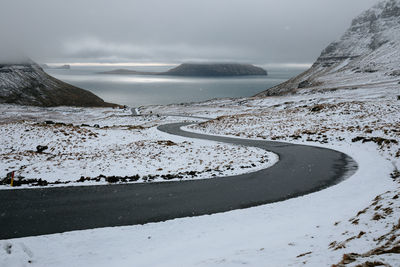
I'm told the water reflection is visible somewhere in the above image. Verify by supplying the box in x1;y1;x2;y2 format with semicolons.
46;66;306;107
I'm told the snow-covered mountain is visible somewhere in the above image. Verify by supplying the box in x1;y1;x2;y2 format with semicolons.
0;60;117;107
257;0;400;96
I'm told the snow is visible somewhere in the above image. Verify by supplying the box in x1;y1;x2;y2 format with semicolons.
0;105;277;188
1;85;399;266
0;64;48;98
320;0;400;60
255;0;400;97
0;133;398;267
1;1;400;265
185;87;400;170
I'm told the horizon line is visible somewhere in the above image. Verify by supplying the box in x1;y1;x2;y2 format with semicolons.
46;62;313;68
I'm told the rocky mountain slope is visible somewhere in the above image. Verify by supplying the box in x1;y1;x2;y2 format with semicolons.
100;63;267;77
0;60;117;107
257;0;400;96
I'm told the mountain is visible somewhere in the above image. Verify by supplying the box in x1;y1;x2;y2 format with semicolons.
0;60;117;107
100;63;267;77
257;0;400;96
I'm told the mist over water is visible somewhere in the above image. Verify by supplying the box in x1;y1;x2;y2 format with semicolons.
45;65;306;107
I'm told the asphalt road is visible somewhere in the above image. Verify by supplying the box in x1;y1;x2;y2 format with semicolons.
0;122;357;239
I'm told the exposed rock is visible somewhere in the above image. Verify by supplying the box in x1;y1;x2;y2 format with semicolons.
390;169;400;179
310;104;325;112
36;145;48;153
256;0;400;97
298;80;312;89
389;70;400;76
0;59;118;107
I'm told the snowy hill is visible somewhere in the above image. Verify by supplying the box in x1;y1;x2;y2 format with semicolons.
257;0;400;96
0;60;117;107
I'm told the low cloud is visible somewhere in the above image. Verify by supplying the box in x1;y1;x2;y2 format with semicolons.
62;37;252;63
0;0;378;64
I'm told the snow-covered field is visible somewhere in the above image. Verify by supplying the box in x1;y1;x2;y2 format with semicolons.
1;86;399;266
0;105;277;188
2;1;400;266
185;87;400;165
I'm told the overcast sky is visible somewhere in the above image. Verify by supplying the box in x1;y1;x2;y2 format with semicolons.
0;0;378;65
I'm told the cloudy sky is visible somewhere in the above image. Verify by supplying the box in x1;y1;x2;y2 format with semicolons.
0;0;378;65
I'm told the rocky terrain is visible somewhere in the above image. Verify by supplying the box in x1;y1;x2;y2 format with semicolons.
100;63;267;77
0;60;117;107
257;0;400;96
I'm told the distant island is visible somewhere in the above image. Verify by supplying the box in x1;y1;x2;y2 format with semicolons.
41;64;71;70
99;63;267;77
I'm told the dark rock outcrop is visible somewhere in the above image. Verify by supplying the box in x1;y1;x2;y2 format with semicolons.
0;60;118;107
36;145;48;153
298;80;312;89
162;63;267;77
100;63;267;77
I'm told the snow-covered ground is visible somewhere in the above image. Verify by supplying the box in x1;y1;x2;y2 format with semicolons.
255;0;400;97
185;87;400;166
1;86;399;266
0;105;277;188
2;1;400;266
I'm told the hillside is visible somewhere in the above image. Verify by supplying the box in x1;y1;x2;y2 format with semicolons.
257;0;400;96
0;60;117;107
100;63;267;77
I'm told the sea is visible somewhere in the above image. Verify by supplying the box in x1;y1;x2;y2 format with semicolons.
45;65;307;107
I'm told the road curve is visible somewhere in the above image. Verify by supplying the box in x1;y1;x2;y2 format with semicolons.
0;122;357;239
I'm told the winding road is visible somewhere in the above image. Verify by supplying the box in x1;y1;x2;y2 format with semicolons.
0;121;357;240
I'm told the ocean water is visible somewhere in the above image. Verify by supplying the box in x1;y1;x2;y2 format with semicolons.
45;65;306;107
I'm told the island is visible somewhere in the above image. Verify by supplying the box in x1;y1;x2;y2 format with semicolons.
41;64;71;70
99;63;268;77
